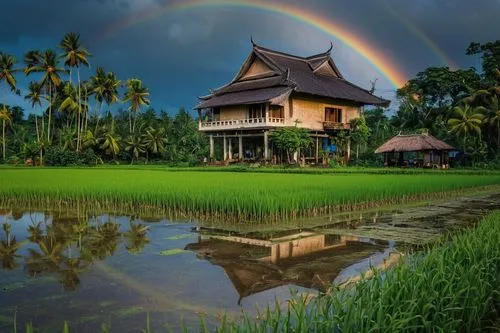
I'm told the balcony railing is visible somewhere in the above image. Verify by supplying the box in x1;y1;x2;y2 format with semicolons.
199;117;285;130
323;121;351;130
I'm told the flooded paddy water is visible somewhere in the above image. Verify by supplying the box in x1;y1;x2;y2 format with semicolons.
1;192;499;332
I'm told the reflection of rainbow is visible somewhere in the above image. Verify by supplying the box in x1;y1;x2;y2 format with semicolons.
98;0;412;88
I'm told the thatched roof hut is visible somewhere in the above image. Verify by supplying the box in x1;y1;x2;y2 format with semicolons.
375;134;455;154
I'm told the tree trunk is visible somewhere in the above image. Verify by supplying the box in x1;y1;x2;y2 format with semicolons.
2;120;5;161
77;68;82;152
497;121;499;151
47;81;52;143
2;85;6;161
129;110;132;134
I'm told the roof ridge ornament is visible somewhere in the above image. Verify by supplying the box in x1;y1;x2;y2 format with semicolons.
327;41;333;54
251;35;257;47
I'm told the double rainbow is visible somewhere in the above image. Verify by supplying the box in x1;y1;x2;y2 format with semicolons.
97;0;451;88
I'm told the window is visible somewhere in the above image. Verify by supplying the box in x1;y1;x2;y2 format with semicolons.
248;104;265;119
269;105;284;118
325;108;342;123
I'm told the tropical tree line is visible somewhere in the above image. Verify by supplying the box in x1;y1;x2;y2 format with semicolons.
345;40;500;167
0;32;207;166
1;38;498;167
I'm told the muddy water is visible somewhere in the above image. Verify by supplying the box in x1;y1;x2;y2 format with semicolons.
0;193;499;332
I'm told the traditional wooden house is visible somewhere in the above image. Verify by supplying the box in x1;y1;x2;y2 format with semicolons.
375;133;455;168
196;40;390;163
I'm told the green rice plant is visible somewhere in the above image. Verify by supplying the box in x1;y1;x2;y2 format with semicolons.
213;211;500;332
10;212;500;332
1;169;500;221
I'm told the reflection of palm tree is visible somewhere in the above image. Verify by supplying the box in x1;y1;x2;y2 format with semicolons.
84;222;120;260
25;236;64;276
0;223;21;270
27;222;43;243
59;257;89;291
123;223;150;254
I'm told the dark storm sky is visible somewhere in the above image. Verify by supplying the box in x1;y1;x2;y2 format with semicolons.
1;0;499;114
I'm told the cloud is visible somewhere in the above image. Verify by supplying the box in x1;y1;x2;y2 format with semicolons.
1;0;498;114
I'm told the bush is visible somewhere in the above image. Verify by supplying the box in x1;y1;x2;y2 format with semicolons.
6;155;20;166
44;146;80;166
78;148;103;166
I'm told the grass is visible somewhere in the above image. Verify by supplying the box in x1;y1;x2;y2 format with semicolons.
11;211;500;332
2;168;500;221
212;211;500;332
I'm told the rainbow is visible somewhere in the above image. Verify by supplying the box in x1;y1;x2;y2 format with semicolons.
382;1;456;69
97;0;419;88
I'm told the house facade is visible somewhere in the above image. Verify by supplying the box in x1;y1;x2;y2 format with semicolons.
196;40;389;163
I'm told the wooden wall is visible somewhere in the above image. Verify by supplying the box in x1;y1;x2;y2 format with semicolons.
286;96;361;130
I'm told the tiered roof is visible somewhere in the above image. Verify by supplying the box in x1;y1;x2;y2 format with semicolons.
197;41;390;109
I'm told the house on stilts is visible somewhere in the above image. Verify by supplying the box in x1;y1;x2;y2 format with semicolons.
196;40;390;164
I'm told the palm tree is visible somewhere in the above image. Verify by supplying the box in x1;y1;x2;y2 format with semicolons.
25;81;46;141
123;79;150;134
90;67;106;121
125;134;145;163
142;127;167;162
448;104;485;151
0;53;19;160
484;95;500;149
99;120;121;158
59;127;77;151
90;69;120;131
0;107;11;160
60;33;91;152
25;50;67;142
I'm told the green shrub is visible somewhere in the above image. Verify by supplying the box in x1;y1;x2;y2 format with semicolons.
44;146;80;166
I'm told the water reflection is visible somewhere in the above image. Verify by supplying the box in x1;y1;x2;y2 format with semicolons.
0;223;20;270
186;231;388;303
1;214;150;291
1;193;498;331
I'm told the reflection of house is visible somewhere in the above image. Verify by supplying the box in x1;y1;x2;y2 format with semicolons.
375;133;455;168
185;231;386;303
196;40;389;163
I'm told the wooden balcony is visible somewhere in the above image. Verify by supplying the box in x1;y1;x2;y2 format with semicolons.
323;121;351;130
199;117;285;131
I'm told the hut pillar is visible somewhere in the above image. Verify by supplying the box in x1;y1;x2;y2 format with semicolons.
315;136;319;164
264;131;269;161
228;138;233;160
209;135;214;161
223;134;228;161
238;135;243;161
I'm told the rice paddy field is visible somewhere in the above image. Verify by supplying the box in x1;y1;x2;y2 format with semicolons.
1;168;500;220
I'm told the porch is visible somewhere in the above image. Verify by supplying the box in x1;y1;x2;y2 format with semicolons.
199;117;285;131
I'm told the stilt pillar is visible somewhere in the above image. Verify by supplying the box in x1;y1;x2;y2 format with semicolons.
239;135;243;161
209;135;214;161
228;138;233;160
223;134;227;161
315;136;319;164
264;131;269;161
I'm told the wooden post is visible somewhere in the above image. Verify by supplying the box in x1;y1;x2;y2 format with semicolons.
209;135;214;161
264;131;269;161
223;134;227;161
239;135;243;161
315;136;319;164
228;138;233;160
